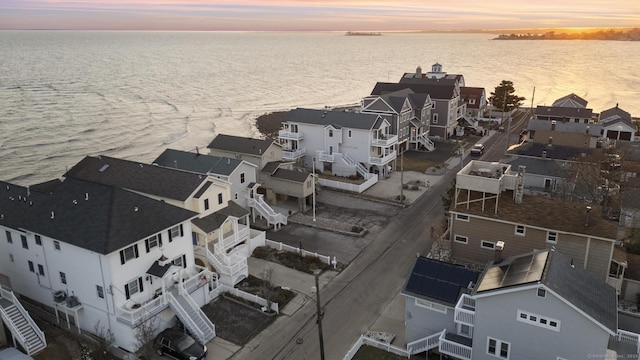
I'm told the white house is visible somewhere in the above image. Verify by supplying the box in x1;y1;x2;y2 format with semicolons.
0;178;217;353
403;249;639;359
279;108;397;179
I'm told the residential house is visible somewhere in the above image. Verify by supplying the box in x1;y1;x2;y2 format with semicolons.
403;249;638;359
0;178;216;353
506;141;593;161
279;108;397;180
371;79;461;139
361;88;434;151
400;63;465;87
600;105;637;142
65;155;264;286
525;118;603;148
207;134;282;173
449;160;623;290
460;87;487;121
502;156;572;196
259;161;314;213
534;93;594;124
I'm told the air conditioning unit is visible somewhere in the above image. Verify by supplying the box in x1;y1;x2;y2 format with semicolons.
66;295;80;308
53;290;66;303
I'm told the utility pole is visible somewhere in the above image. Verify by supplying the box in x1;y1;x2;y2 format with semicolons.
312;157;316;222
313;269;325;360
400;149;404;203
503;90;510;151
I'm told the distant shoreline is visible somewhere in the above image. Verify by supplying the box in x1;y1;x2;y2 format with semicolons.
493;28;640;41
345;31;382;36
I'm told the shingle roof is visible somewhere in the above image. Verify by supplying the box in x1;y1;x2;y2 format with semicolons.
191;201;249;233
284;108;385;130
504;156;567;177
0;178;196;254
600;106;632;122
153;149;247;176
261;162;311;183
403;257;480;306
535;106;593;119
507;142;593;160
527;118;601;134
552;93;588;108
65;155;208;202
206;134;274;156
371;82;457;101
475;249;617;333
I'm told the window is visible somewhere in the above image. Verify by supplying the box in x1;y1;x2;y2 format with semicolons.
96;285;104;299
60;272;67;285
348;130;352;137
54;240;61;251
218;193;223;205
415;298;447;314
38;264;45;276
547;231;558;243
125;277;143;300
469;99;476;105
515;225;525;236
433;113;438;124
9;254;14;262
517;310;560;331
431;102;436;109
454;235;468;244
204;198;210;211
537;288;546;298
481;241;495;249
145;235;159;252
456;214;469;222
28;261;34;272
487;337;510;359
119;244;139;265
35;235;42;246
234;193;238;200
168;225;183;243
5;231;12;244
173;254;186;268
329;129;333;137
21;235;28;249
240;173;245;184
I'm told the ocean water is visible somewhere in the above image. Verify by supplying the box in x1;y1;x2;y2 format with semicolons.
1;31;639;185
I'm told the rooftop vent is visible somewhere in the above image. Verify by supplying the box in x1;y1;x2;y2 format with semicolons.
98;164;110;172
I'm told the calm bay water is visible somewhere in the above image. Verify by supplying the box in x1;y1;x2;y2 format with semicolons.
1;31;639;185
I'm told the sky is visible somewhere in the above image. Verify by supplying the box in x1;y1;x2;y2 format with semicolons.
1;0;639;31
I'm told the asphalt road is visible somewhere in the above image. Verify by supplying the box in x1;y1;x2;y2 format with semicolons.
232;159;459;360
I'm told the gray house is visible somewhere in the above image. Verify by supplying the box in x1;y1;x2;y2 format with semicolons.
404;249;638;359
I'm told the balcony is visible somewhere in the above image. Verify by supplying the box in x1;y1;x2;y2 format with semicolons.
371;134;398;147
454;294;476;327
282;148;306;160
439;330;473;360
457;160;517;194
369;151;396;165
278;130;304;141
316;151;335;162
212;225;250;253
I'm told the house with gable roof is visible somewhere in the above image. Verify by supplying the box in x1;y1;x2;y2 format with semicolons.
600;105;637;142
361;88;434;151
404;249;639;359
534;93;595;124
0;177;217;353
65;155;263;286
279;107;397;184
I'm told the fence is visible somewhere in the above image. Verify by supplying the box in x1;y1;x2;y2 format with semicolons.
211;284;279;314
343;334;411;360
265;239;333;266
318;176;378;193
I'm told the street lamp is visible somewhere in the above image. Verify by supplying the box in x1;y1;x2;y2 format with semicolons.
312;269;325;360
312;157;316;222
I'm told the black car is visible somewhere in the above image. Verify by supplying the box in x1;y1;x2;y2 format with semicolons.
154;328;207;360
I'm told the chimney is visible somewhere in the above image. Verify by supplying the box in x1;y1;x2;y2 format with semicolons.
196;146;199;155
495;241;505;263
551;120;556;130
548;137;553;146
415;66;422;77
585;126;590;135
585;206;592;227
541;150;547;159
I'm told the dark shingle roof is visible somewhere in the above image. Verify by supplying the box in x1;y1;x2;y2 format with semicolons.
475;250;617;333
504;156;567;177
206;134;273;156
0;178;196;254
552;93;588;108
65;156;208;201
261;162;311;183
535;106;593;119
371;82;457;101
284;108;384;130
600;106;632;122
191;201;249;233
527;118;601;134
403;257;480;306
507;142;593;161
153;149;245;176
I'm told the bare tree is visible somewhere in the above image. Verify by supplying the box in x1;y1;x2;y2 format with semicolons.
260;266;278;313
93;320;115;356
134;317;158;359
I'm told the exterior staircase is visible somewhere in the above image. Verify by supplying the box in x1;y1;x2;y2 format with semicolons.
342;153;374;179
417;134;435;151
204;247;248;286
248;194;287;229
406;331;441;355
167;288;215;344
0;288;47;355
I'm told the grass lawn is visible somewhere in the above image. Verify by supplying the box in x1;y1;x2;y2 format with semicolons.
400;153;440;172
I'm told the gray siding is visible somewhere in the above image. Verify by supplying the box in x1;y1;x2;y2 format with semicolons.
472;287;610;359
404;295;456;343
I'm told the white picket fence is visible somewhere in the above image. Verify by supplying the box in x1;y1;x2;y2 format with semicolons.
265;239;335;267
209;284;279;313
318;176;378;193
343;335;411;360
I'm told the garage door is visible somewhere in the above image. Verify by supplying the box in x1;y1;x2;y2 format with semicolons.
619;131;632;141
607;130;619;140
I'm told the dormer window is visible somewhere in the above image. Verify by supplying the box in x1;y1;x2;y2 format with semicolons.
329;129;333;137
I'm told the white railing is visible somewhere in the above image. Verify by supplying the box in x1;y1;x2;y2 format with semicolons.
454;294;476;326
371;134;398;147
343;334;411;360
439;330;472;360
615;329;640;354
317;176;377;193
407;330;443;354
265;239;332;265
0;288;46;352
116;294;167;326
0;307;28;349
218;284;279;313
282;148;306;160
341;153;373;180
369;151;396;165
218;226;250;252
278;130;304;140
248;194;287;226
207;250;247;279
607;276;624;293
182;267;214;294
317;151;335;162
167;292;211;344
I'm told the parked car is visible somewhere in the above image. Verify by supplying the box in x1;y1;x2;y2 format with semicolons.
154;328;207;360
470;143;485;156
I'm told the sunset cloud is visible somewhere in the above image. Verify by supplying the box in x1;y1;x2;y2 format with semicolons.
1;0;639;31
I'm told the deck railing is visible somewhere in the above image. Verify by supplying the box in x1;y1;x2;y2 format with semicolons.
439;331;472;360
